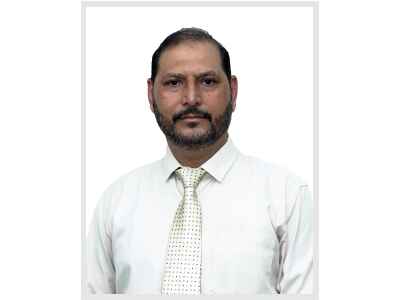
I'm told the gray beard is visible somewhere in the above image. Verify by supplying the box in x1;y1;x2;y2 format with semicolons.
152;99;233;150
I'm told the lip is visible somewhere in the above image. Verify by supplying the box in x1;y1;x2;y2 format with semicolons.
181;114;204;120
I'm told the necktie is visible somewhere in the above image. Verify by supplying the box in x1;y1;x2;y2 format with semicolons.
161;167;206;295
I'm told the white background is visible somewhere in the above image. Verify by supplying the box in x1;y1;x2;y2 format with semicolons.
85;6;313;228
1;1;400;300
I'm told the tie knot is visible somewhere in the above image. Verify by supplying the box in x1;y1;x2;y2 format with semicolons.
175;167;206;188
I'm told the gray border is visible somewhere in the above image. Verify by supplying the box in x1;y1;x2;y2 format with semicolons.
312;2;319;297
81;2;87;299
83;1;315;7
81;2;318;300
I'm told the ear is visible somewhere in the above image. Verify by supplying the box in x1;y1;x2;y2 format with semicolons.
230;75;238;112
147;78;155;113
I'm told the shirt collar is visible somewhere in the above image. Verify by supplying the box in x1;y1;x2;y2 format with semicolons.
161;136;240;183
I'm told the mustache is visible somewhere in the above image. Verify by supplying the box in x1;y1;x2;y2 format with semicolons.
173;107;212;123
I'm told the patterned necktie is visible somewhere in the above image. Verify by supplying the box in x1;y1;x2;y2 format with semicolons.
161;167;206;295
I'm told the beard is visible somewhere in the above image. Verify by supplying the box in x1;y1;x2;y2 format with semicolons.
152;98;233;150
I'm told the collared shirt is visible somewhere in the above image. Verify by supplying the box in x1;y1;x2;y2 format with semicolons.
87;137;313;294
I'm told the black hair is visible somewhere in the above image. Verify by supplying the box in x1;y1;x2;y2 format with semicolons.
150;27;231;82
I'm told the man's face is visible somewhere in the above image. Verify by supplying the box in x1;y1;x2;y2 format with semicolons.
148;41;238;150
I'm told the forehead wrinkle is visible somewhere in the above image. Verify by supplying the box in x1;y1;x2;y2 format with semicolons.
157;41;223;78
160;58;220;73
163;72;185;79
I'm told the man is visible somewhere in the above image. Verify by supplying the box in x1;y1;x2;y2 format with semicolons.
87;27;313;295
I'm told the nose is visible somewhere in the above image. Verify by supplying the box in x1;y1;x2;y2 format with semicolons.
182;81;201;106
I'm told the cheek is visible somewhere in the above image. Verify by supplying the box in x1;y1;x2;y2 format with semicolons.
204;90;230;112
204;85;230;100
156;92;181;116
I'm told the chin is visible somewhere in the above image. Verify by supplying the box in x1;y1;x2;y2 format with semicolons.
179;129;208;139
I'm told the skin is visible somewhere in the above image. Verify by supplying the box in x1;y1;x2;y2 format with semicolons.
147;41;238;168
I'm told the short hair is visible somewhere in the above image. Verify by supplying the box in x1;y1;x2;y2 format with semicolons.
150;27;231;82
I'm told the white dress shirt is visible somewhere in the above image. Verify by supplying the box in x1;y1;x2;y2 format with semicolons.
87;137;313;294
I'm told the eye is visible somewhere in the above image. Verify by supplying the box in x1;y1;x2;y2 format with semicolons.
201;78;217;86
164;79;182;87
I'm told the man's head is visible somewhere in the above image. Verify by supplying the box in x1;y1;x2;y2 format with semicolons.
150;28;232;83
147;27;238;150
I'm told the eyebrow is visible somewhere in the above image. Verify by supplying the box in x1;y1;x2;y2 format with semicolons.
162;71;219;80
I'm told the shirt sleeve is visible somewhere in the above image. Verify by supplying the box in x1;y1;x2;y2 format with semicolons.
276;181;314;294
87;181;122;294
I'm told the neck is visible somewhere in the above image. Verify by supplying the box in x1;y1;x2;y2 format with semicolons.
167;133;229;168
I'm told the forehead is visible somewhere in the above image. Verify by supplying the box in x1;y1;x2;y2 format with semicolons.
157;41;223;77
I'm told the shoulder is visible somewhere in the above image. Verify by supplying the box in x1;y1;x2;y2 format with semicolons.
237;154;309;211
106;159;163;197
95;159;163;217
117;159;163;188
238;155;311;227
237;153;308;188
